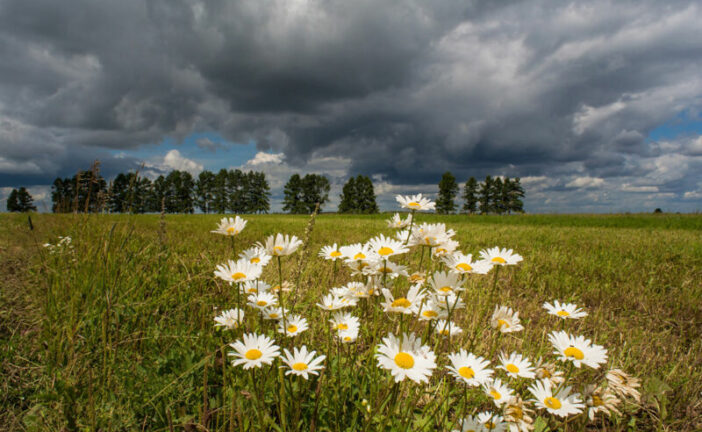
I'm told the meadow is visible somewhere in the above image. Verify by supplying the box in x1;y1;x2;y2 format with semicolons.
1;211;701;431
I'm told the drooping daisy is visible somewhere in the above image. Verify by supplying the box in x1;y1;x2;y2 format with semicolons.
491;306;524;333
549;331;608;369
262;306;287;320
214;259;263;284
278;314;308;337
281;346;326;379
396;193;436;211
452;415;482;432
368;259;409;279
431;239;459;257
263;233;303;257
529;379;584;418
435;320;463;337
442;253;493;275
606;369;641;402
387;213;411;229
316;294;347;311
367;234;410;259
483;378;515;407
228;333;280;369
504;395;535;432
214;308;245;330
319;243;343;261
239;246;272;267
584;384;621;420
345;281;371;298
446;350;494;387
416;298;447;321
429;270;464;297
476;411;507;432
381;284;426;314
543;300;588;320
498;352;536;379
479;247;523;266
270;280;293;294
408;271;427;285
534;360;565;386
241;280;271;295
211;216;247;236
375;332;437;383
247;292;278;310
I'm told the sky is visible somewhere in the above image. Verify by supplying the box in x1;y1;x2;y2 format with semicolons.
1;0;701;213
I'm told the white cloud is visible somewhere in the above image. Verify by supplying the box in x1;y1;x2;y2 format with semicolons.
683;190;702;200
621;184;658;193
162;150;203;175
573;101;627;135
247;152;285;166
565;176;605;189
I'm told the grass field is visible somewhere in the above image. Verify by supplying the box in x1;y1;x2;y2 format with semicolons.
1;212;701;431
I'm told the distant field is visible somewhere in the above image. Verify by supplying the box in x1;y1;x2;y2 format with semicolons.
1;213;701;431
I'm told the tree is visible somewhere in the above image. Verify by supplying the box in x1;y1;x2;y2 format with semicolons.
195;170;216;214
462;177;478;214
492;177;505;214
212;169;229;214
338;175;379;214
17;187;37;212
109;173;130;213
301;174;330;213
338;176;357;213
436;171;459;214
227;169;246;213
283;174;305;214
6;189;19;212
246;171;271;214
478;175;493;214
505;177;524;213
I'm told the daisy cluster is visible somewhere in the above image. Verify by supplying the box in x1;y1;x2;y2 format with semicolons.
209;193;642;430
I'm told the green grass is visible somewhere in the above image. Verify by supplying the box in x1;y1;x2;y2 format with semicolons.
1;212;701;431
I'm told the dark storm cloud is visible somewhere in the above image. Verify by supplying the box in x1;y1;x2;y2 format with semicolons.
1;0;702;211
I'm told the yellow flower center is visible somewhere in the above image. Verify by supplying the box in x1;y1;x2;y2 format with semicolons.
544;397;562;409
407;201;420;208
410;274;424;282
256;300;267;307
330;251;342;258
250;257;261;264
394;352;415;369
344;336;352;341
274;245;284;254
564;346;585;360
441;329;450;335
287;325;298;334
506;363;520;374
246;288;257;293
510;406;524;419
354;252;366;260
422;310;438;318
232;272;246;281
391;298;411;308
336;323;348;330
424;236;435;244
592;395;603;406
484;422;497;430
540;368;552;378
456;263;472;271
490;390;502;400
458;366;475;379
557;310;570;317
435;248;447;254
269;313;279;318
292;362;308;371
245;349;262;360
439;286;453;293
492;257;507;264
378;246;394;256
226;227;237;234
497;319;510;329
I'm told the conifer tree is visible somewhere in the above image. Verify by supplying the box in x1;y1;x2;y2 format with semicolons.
6;189;19;212
478;175;493;214
283;174;306;214
339;175;378;213
462;177;478;214
492;177;504;214
338;176;357;213
436;171;459;214
301;174;330;213
16;187;36;212
195;170;216;214
212;169;229;213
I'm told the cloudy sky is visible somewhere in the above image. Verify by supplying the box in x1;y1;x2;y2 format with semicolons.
1;0;701;212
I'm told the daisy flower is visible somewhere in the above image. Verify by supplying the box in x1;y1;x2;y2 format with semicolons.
214;308;245;330
413;223;454;247
435;320;463;337
214;259;263;284
329;311;360;332
338;326;359;344
416;298;447;321
366;234;410;259
211;216;247;236
491;306;524;333
483;378;514;407
281;346;326;379
387;213;411;229
278;314;308;337
452;415;482;432
549;331;608;369
247;292;278;310
395;193;436;211
381;284;426;314
375;332;437;383
319;243;343;261
239;246;272;266
534;360;565;386
345;281;371;298
263;233;303;256
368;260;409;279
476;411;507;432
498;352;536;379
529;379;584;418
438;293;465;312
262;307;287;320
606;369;641;402
479;247;523;266
340;243;373;262
543;300;588;320
584;384;621;420
241;280;271;295
408;271;427;285
429;270;464;297
431;239;459;257
446;350;493;387
504;395;535;432
316;294;347;311
442;253;492;275
228;333;280;369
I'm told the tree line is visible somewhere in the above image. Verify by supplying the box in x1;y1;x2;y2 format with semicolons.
281;174;380;214
5;187;37;212
436;172;525;214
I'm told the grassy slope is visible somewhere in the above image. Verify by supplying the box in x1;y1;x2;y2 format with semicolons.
1;213;701;431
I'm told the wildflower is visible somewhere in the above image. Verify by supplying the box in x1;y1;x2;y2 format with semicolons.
316;294;347;311
211;216;247;236
498;352;536;379
417;298;447;321
345;282;371;298
429;270;464;297
452;415;482;432
270;280;294;293
247;292;278;310
319;243;343;261
381;284;426;314
442;253;492;275
239;246;272;266
367;234;410;259
543;300;588;320
479;247;523;266
438;293;465;311
606;369;641;402
228;333;280;369
432;239;459;257
241;280;271;295
435;320;463;337
367;260;409;279
339;326;359;343
412;222;454;247
534;360;565;386
263;233;303;256
281;346;326;379
376;332;437;383
483;378;514;407
549;331;608;369
278;314;308;337
329;311;360;332
529;379;584;418
476;411;507;432
504;395;535;432
214;308;245;330
584;383;621;420
396;193;436;211
491;306;524;333
262;307;287;320
214;259;263;284
408;271;427;285
340;243;373;262
387;213;411;229
446;350;493;387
